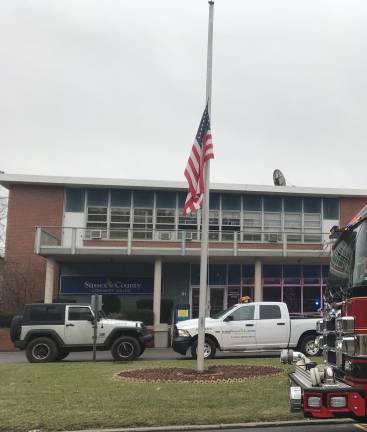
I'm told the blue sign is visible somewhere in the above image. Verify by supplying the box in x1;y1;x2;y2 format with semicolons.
60;276;153;295
175;304;190;322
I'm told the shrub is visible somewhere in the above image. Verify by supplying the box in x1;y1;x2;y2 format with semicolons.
0;314;14;328
136;298;173;323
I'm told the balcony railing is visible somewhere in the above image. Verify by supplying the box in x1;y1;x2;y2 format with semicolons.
35;226;332;258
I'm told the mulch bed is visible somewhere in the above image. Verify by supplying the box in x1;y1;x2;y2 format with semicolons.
115;365;282;384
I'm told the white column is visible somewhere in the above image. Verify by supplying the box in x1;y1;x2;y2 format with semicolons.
153;258;162;328
44;258;55;304
254;259;262;302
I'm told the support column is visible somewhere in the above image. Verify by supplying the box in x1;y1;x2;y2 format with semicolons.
254;259;262;302
153;258;162;328
44;258;55;304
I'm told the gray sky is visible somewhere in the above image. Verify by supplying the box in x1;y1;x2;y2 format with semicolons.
1;0;367;189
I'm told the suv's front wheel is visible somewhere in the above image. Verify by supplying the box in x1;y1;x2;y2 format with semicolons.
111;336;140;361
25;337;59;363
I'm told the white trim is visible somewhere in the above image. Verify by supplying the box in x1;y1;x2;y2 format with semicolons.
1;173;367;197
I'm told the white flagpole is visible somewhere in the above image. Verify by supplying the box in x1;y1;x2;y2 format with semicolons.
197;0;214;373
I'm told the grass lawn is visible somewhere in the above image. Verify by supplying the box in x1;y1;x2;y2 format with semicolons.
0;357;304;431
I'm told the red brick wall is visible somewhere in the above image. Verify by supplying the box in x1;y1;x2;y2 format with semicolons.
2;185;64;312
340;197;367;226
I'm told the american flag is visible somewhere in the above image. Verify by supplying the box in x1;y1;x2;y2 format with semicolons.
183;105;214;215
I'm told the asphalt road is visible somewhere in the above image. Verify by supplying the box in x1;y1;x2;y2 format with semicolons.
0;348;282;363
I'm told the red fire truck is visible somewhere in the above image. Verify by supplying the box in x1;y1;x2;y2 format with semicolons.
281;204;367;419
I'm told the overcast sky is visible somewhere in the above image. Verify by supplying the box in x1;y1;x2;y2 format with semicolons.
1;0;367;189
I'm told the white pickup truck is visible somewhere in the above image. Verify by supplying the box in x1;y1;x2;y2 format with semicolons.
172;302;321;359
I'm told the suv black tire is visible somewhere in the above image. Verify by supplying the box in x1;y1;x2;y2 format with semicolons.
25;337;59;363
299;334;321;357
191;337;216;359
9;315;22;342
55;350;70;361
111;336;140;361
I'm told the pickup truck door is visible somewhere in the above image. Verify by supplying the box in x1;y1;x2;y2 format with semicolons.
221;304;257;349
255;304;289;349
64;306;94;345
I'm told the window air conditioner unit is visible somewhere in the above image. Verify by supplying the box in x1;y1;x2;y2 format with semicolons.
158;232;172;241
90;230;102;240
185;232;193;240
265;233;278;242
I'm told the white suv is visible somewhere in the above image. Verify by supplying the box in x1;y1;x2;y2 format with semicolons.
10;303;152;363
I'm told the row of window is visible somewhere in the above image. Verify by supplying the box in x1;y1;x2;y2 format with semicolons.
190;264;329;286
65;189;340;243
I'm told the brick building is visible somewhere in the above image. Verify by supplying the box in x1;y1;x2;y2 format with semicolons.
1;172;366;328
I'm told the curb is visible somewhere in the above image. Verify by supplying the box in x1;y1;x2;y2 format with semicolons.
66;418;355;432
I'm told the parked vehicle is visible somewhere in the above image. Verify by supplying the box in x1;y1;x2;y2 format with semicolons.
10;303;152;363
173;301;320;359
281;204;367;419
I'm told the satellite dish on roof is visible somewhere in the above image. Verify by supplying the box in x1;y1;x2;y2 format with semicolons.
273;169;286;186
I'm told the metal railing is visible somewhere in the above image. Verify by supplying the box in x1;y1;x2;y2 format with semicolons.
35;226;331;257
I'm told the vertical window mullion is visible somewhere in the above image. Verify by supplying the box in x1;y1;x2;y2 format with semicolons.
107;190;111;239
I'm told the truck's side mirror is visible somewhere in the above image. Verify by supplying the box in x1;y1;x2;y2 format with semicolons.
224;315;234;322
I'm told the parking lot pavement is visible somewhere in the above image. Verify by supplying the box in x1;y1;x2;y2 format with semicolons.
0;348;280;363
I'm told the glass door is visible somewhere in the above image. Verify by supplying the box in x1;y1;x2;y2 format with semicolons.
191;287;225;318
210;288;225;317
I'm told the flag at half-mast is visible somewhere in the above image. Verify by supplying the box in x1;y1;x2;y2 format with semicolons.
183;105;214;215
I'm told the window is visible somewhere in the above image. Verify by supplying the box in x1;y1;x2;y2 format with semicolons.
29;305;64;323
222;210;240;240
210;193;220;210
264;212;282;241
86;190;108;239
228;265;241;284
227;286;241;307
156;209;175;231
263;286;281;302
111;190;131;207
284;198;302;242
133;190;154;207
260;305;281;319
284;213;302;242
110;208;130;239
323;198;339;220
208;264;227;285
156;191;176;208
133;208;153;239
68;307;93;321
178;191;198;238
304;213;322;242
264;196;282;212
87;189;108;206
65;189;85;212
283;286;301;313
229;305;254;321
87;207;108;238
304;198;321;213
244;195;262;211
303;286;321;313
243;211;261;241
209;210;219;240
222;194;241;210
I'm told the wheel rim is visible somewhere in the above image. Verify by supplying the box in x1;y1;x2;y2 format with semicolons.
197;342;212;358
117;341;134;358
32;343;50;360
305;339;319;356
